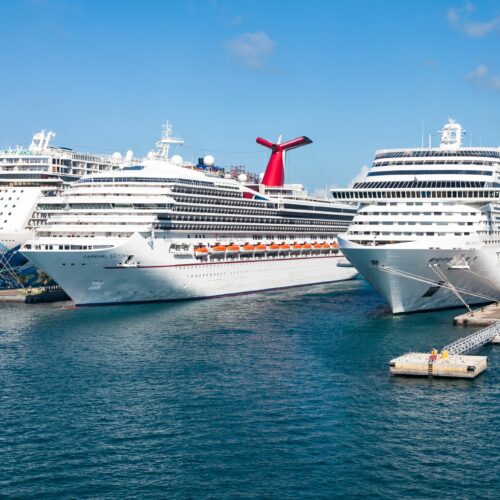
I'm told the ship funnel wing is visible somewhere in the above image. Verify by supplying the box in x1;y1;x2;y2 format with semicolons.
256;135;312;187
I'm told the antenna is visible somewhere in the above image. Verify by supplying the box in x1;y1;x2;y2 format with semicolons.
421;119;424;148
156;121;183;160
256;135;312;187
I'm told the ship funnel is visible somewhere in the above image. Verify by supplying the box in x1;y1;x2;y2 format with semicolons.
256;135;312;187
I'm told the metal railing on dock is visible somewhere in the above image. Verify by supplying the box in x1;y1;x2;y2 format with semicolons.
442;322;500;355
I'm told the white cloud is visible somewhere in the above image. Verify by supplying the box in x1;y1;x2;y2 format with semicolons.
226;32;276;70
467;64;488;79
491;76;500;91
447;2;500;37
348;165;369;188
466;64;500;92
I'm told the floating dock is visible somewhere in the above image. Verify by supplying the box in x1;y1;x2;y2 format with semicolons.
390;321;499;379
390;352;487;378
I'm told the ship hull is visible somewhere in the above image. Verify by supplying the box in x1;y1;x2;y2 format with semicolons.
22;233;358;306
338;237;500;313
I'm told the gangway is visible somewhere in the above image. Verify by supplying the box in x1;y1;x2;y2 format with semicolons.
442;321;500;355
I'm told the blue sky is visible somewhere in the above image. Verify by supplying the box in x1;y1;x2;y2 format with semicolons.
1;0;499;191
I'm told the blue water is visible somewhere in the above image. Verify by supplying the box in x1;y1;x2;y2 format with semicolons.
1;279;499;499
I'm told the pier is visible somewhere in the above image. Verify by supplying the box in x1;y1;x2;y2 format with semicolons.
389;321;500;379
454;302;500;327
0;286;69;304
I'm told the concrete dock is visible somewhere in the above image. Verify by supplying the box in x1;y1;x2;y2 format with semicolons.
389;352;487;378
454;302;500;326
0;287;69;304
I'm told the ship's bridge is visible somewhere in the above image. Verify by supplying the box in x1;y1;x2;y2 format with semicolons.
331;120;500;202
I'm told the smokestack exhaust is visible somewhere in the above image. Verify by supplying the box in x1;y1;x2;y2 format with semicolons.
256;136;312;187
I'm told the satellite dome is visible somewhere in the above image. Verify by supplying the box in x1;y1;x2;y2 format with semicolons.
125;150;134;162
147;151;155;160
238;173;248;182
112;152;122;162
171;155;183;165
203;155;215;167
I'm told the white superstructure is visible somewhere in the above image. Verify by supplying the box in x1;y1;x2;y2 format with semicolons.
332;119;500;313
21;132;358;306
0;130;128;252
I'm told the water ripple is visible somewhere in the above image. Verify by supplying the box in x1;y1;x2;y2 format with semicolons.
0;281;498;498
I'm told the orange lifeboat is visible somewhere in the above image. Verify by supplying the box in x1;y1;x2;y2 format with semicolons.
279;244;290;252
210;245;226;254
194;246;209;257
330;241;338;248
267;243;280;252
321;243;330;252
255;244;266;252
312;243;322;250
242;244;256;253
302;243;312;250
292;243;302;252
226;244;240;253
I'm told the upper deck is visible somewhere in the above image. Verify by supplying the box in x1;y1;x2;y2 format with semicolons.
332;119;500;202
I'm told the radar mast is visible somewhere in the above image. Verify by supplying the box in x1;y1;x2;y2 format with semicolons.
155;122;184;160
439;119;465;150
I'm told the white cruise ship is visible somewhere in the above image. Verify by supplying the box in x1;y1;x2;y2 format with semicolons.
21;132;358;306
332;119;500;313
0;129;128;254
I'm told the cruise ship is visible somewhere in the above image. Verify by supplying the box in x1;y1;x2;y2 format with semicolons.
0;130;129;254
332;119;500;313
21;132;358;306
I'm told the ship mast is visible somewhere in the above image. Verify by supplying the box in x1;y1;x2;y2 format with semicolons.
155;122;184;160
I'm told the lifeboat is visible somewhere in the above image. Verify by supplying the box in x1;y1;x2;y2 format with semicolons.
331;241;339;254
194;246;209;257
209;245;226;255
255;244;267;252
279;244;290;252
242;244;256;253
226;244;240;254
267;243;280;252
330;241;338;248
321;243;330;252
312;243;322;251
292;243;302;252
302;243;312;251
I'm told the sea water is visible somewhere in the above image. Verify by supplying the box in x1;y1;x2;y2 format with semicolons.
0;279;498;498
